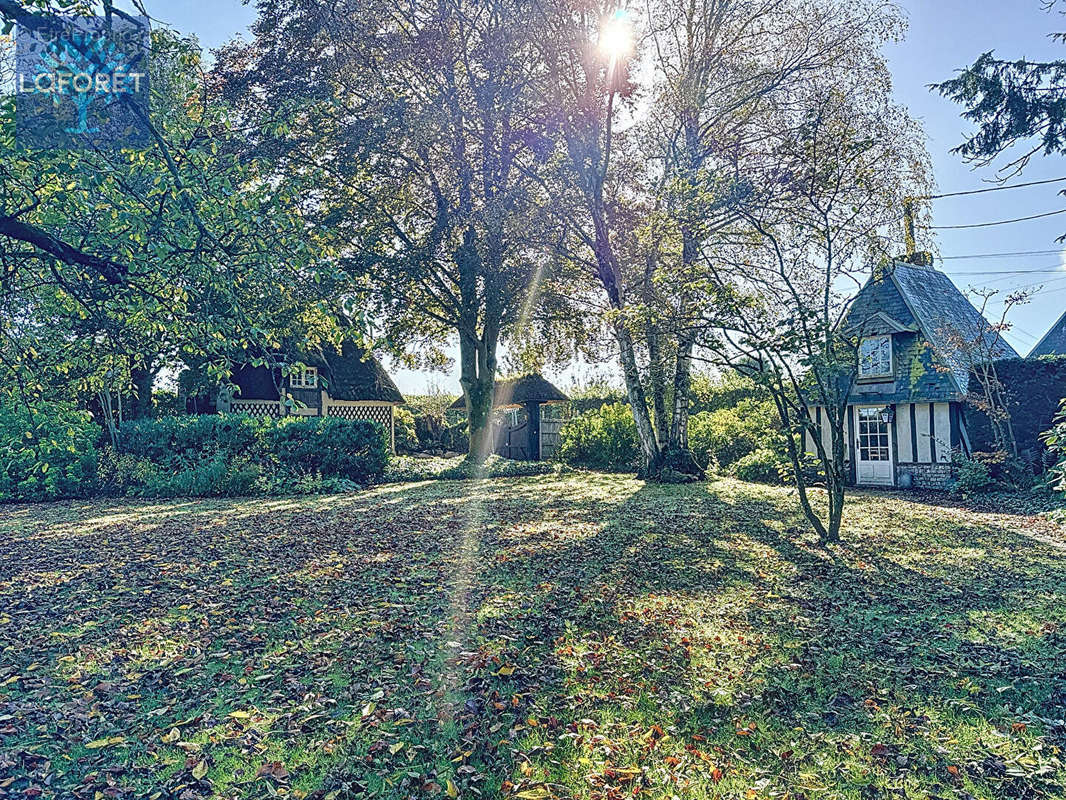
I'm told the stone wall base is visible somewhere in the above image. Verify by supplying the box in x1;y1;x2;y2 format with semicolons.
897;462;955;491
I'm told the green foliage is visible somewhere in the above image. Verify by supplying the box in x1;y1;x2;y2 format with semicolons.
935;49;1066;173
557;403;640;472
0;402;98;501
965;356;1066;470
265;417;389;485
731;447;789;485
565;379;626;414
393;408;418;453
107;413;388;497
688;398;780;470
954;454;995;497
1042;400;1066;499
689;371;768;415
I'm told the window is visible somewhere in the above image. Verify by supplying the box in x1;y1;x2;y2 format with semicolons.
859;335;893;378
289;366;318;389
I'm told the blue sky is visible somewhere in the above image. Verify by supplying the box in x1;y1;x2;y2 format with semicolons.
139;0;1066;391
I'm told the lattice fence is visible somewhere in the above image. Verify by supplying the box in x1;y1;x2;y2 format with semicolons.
231;401;281;418
328;404;395;450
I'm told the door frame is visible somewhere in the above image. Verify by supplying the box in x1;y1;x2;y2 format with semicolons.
854;404;895;487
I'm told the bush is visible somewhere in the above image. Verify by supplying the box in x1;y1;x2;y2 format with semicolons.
393;407;418;453
688;398;780;470
689;371;769;416
1042;400;1066;498
265;417;389;484
969;450;1033;491
383;454;561;483
954;455;995;497
108;413;389;497
0;402;100;501
731;447;789;484
558;402;640;472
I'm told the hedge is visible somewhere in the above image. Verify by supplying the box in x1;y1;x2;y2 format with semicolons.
112;414;390;494
965;355;1066;467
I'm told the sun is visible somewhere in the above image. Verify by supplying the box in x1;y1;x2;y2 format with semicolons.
599;8;634;62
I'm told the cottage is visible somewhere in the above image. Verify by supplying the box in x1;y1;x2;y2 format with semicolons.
448;374;569;460
1029;309;1066;358
805;259;1018;490
217;343;405;451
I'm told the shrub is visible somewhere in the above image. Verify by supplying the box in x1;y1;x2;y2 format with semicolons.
0;402;99;501
265;417;389;484
954;455;994;497
1042;400;1066;498
558;402;640;472
969;450;1033;491
109;413;389;497
393;407;418;453
689;371;769;416
731;448;789;485
688;398;780;470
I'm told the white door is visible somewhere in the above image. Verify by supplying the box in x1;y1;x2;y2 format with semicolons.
855;406;894;487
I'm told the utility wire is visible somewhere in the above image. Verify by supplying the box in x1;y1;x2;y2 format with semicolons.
924;176;1066;200
939;249;1064;260
924;208;1066;230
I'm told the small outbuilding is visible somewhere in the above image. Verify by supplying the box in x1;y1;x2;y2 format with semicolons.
449;374;569;460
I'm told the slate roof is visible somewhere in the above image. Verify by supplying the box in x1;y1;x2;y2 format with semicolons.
448;374;569;410
841;260;1019;402
1029;309;1066;358
889;261;1018;390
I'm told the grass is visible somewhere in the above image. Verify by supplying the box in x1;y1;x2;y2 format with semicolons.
0;474;1064;800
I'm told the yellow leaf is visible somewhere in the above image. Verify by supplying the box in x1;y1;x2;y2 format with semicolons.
389;741;405;755
192;760;208;780
162;727;180;743
447;778;458;798
497;665;515;676
227;710;252;720
85;736;125;749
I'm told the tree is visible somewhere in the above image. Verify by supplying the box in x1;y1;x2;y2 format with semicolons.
934;0;1066;176
215;0;554;464
698;72;929;542
533;0;911;481
1;9;347;413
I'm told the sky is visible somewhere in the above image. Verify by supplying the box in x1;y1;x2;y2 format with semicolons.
135;0;1066;393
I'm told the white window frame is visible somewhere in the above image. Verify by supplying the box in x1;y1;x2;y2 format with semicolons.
289;366;318;389
858;335;893;379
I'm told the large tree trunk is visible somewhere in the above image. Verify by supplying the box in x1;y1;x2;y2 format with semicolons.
456;226;501;466
663;331;704;478
614;319;661;472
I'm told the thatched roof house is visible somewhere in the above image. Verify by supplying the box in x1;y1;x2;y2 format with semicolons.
218;342;404;450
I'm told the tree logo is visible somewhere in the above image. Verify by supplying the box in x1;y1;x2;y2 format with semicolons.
15;15;150;150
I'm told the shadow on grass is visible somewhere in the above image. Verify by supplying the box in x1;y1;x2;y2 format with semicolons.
0;476;1063;799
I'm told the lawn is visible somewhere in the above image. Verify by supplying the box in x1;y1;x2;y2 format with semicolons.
1;475;1065;800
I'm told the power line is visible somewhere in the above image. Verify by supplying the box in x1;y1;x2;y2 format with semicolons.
939;249;1064;261
924;208;1066;230
925;176;1066;200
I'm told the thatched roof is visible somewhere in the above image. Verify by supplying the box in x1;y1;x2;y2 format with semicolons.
302;342;404;404
449;374;568;410
229;342;404;404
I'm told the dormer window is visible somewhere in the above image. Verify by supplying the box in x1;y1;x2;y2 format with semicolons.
859;335;893;378
289;366;318;389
